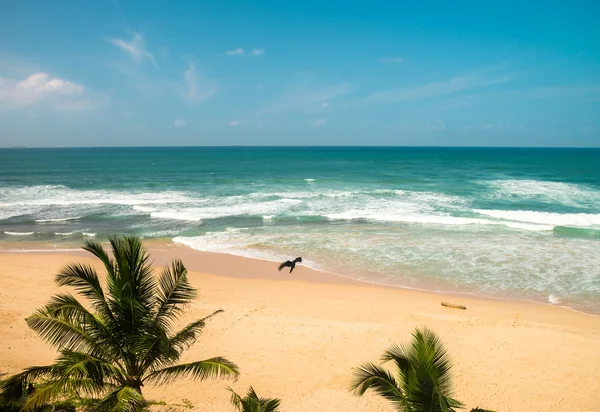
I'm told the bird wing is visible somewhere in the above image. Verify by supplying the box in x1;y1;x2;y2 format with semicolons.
294;257;302;263
279;261;291;271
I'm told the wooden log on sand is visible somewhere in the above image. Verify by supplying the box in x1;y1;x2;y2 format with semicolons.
441;302;467;310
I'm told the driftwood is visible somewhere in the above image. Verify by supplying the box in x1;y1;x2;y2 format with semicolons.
441;302;466;310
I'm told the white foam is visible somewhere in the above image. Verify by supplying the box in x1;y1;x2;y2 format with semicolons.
55;232;74;236
133;206;156;213
82;232;96;237
4;231;34;236
548;295;561;304
149;199;302;221
474;209;600;228
484;179;600;208
0;185;193;207
151;211;203;222
35;217;81;223
304;178;315;182
325;210;553;231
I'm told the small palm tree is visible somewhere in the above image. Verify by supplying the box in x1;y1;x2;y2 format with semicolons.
1;236;239;411
351;327;463;412
228;386;281;412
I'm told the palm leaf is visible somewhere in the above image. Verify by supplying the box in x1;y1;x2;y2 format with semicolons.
0;366;56;401
93;386;145;412
228;386;281;412
169;310;224;354
153;259;196;329
55;262;112;318
145;357;239;385
82;239;114;277
26;309;94;351
350;362;408;411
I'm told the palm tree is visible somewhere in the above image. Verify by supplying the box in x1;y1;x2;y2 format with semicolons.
351;327;463;412
1;236;239;411
228;386;281;412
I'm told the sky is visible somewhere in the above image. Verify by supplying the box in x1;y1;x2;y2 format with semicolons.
0;0;599;147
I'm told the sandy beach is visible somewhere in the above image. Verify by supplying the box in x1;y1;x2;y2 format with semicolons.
1;243;599;411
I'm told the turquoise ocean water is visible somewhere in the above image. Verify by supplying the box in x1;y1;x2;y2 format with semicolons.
1;147;599;313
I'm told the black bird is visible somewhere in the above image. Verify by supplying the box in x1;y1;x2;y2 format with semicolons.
278;257;302;273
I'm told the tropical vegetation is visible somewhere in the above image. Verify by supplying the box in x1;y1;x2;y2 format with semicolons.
228;386;281;412
0;236;239;411
351;327;494;412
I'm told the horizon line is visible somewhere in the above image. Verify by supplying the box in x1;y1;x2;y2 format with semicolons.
1;145;599;150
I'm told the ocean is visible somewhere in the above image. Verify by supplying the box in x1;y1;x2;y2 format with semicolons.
1;147;599;314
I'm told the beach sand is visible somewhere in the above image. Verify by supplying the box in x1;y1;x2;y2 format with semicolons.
1;243;599;411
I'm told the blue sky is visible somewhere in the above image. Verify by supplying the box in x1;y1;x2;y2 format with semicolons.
0;0;599;147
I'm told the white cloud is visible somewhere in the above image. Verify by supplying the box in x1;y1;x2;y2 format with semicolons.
260;81;352;114
229;120;239;126
321;102;330;108
0;72;106;111
358;66;516;105
225;48;244;56
310;119;327;126
109;32;157;66
225;48;265;56
380;57;404;63
174;118;186;127
481;123;494;129
17;72;84;95
183;63;218;104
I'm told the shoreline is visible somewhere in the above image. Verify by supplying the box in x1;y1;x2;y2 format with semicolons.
1;238;598;318
1;241;600;411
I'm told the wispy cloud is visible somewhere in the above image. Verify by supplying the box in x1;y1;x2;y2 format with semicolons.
310;119;327;126
380;57;404;63
229;120;239;126
225;48;265;56
174;118;186;127
109;32;157;66
259;81;352;114
183;63;218;104
0;72;107;111
357;66;516;106
225;48;244;56
321;102;330;108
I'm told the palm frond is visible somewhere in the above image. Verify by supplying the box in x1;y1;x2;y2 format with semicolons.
169;310;223;354
228;386;281;412
228;387;244;409
406;327;461;411
41;294;118;357
55;262;112;318
381;342;413;387
26;310;93;351
109;236;155;306
55;350;125;386
0;366;56;401
153;259;196;329
350;362;408;411
82;239;114;277
93;386;145;412
144;357;239;385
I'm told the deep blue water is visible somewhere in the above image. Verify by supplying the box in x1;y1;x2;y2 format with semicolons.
1;147;599;313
